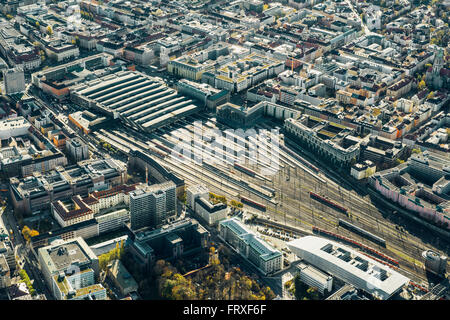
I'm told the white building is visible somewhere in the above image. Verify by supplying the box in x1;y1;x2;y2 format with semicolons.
96;209;129;234
219;218;282;275
38;237;105;300
351;160;377;180
288;236;410;299
186;184;227;225
0;117;31;140
296;262;333;295
52;195;94;228
194;197;228;226
88;185;135;215
45;44;80;63
52;268;106;300
2;67;25;94
186;184;209;210
365;7;382;31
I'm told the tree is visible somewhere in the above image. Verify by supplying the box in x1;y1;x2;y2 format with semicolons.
19;269;35;295
29;229;39;237
21;226;38;241
178;191;186;204
22;226;32;241
293;274;303;300
418;80;427;90
47;26;53;36
263;286;275;300
98;242;124;270
306;287;320;300
426;91;434;99
230;199;244;209
209;192;227;204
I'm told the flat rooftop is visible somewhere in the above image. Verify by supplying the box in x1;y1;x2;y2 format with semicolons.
47;242;90;271
288;236;410;299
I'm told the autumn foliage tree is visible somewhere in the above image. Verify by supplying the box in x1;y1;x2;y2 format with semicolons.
209;192;227;205
22;226;39;242
293;273;322;300
418;80;427;90
98;240;125;270
153;251;276;301
230;200;243;209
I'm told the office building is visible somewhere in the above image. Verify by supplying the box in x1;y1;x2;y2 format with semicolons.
128;218;209;269
10;158;127;216
0;117;31;140
186;184;227;226
350;160;377;180
129;181;176;230
194;197;228;226
96;209;129;235
284;115;361;168
49;184;136;232
37;237;105;300
288;236;410;299
186;184;209;210
2;67;25;94
30;220;100;251
296;262;333;295
0;238;16;271
211;53;285;93
219;218;282;275
52;195;94;228
422;250;447;276
369;150;450;230
0;254;11;289
216;102;265;129
177;79;230;111
66;138;89;163
7;282;33;300
0;21;41;71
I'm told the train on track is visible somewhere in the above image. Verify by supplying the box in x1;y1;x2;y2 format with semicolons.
309;191;348;215
240;196;267;212
338;219;386;248
234;162;257;177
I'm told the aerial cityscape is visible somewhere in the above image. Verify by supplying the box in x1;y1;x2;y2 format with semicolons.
0;0;448;304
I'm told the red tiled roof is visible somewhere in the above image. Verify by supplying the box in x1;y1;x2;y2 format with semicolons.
91;184;137;199
53;195;92;221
